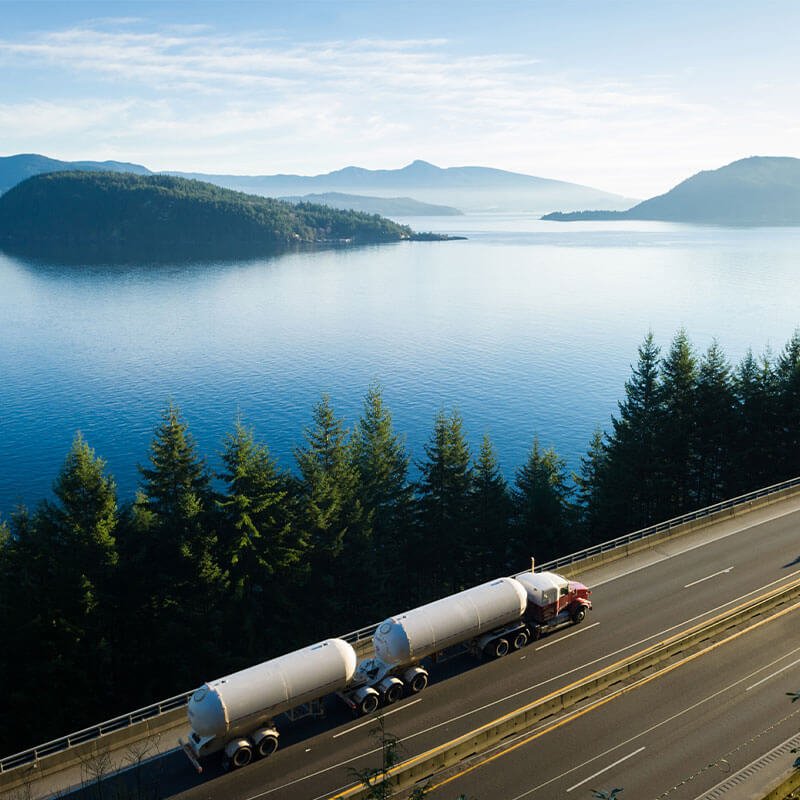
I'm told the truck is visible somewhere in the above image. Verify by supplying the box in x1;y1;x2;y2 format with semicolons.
179;571;591;770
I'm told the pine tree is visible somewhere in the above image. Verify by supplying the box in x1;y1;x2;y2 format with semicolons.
123;403;224;691
603;332;663;533
470;432;512;580
657;329;698;514
294;394;362;632
693;341;735;506
512;437;573;562
218;419;301;661
775;330;800;479
350;384;412;610
573;428;607;541
416;409;473;595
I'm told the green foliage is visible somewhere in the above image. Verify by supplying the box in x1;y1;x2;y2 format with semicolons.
0;170;414;252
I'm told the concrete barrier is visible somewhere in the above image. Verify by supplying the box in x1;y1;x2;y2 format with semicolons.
330;577;800;799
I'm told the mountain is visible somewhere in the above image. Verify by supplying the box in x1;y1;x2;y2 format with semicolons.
278;192;463;216
168;160;635;213
542;157;800;225
0;172;447;259
0;153;151;195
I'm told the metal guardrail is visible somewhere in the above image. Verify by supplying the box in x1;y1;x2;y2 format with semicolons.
3;474;799;775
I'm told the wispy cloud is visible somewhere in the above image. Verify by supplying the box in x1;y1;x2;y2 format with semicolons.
0;20;777;195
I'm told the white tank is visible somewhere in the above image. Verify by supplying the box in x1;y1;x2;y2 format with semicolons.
373;577;528;665
516;571;569;607
188;638;357;739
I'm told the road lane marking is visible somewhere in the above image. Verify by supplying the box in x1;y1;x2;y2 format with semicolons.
362;597;800;799
588;505;800;587
685;566;734;588
746;656;800;691
535;622;599;649
566;747;645;792
332;698;422;737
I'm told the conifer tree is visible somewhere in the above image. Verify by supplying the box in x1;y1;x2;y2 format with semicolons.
294;394;363;630
470;432;512;579
574;428;607;540
693;341;735;506
218;419;301;661
658;329;698;514
775;330;800;479
512;437;573;562
350;384;412;610
416;409;473;595
124;403;224;690
603;332;662;533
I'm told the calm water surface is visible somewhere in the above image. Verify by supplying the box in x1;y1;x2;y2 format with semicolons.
2;215;799;514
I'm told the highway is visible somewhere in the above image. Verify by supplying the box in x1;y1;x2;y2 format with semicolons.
50;496;800;800
422;598;800;800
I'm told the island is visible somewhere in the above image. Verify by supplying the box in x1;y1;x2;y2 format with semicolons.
542;156;800;225
0;171;459;259
278;192;463;217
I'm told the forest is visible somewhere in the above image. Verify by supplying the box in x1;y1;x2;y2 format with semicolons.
1;328;799;755
0;171;418;252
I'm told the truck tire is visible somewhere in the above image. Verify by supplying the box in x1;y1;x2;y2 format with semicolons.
256;734;278;758
358;692;380;715
486;638;509;659
512;630;528;650
231;744;253;768
385;682;404;704
572;606;587;624
408;671;428;694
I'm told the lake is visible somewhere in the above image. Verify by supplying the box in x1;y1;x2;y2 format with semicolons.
2;214;800;516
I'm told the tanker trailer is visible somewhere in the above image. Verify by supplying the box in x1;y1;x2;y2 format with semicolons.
341;577;529;715
516;571;591;639
180;638;357;771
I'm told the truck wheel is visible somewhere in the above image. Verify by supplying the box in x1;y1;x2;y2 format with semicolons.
408;672;428;694
256;734;278;758
512;630;528;650
358;692;380;715
572;606;586;624
231;745;253;768
487;638;509;658
385;682;403;704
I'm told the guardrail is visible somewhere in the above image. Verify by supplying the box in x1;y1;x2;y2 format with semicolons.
3;473;800;778
331;575;800;799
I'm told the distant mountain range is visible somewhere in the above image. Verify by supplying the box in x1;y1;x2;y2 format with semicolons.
0;153;151;195
278;192;462;216
542;157;800;225
168;160;636;213
0;154;635;214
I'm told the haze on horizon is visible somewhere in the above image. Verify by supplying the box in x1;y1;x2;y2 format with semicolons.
1;0;799;199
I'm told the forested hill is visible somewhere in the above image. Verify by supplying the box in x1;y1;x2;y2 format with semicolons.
0;171;433;254
543;156;800;225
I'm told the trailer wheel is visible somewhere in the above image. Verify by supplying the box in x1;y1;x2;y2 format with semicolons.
512;630;529;650
256;734;278;758
385;682;404;704
231;744;253;768
358;692;380;715
487;638;509;658
572;606;587;624
408;671;428;694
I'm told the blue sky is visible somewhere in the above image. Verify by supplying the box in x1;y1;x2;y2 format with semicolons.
2;0;799;197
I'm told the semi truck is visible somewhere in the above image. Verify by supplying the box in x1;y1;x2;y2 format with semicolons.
180;571;590;770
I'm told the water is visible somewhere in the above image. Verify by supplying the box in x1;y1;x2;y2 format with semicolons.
2;215;800;515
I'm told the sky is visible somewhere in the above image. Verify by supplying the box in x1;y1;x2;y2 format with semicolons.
1;0;799;198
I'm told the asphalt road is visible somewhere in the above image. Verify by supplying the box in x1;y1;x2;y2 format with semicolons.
422;597;800;800
55;498;800;800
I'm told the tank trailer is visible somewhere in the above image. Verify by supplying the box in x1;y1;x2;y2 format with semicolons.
180;571;590;770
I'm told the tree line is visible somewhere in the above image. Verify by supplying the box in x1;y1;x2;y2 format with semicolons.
1;328;799;755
